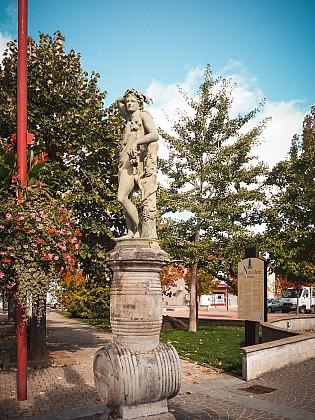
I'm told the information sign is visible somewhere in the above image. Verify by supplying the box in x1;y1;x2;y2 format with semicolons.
238;258;265;322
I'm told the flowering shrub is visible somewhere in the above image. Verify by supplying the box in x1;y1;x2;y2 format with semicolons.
0;133;56;198
0;194;81;318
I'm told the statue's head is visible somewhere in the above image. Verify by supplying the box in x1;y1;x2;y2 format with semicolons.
123;89;144;110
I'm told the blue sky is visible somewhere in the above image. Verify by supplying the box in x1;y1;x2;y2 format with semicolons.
0;0;314;167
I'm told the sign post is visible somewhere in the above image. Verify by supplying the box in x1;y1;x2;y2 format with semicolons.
238;244;267;346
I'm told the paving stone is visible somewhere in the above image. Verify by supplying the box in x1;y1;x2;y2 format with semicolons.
1;309;315;419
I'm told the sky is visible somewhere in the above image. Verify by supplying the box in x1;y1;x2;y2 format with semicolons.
0;0;314;169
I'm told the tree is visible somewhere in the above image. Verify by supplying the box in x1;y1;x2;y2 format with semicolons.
160;263;185;290
159;65;269;332
184;267;219;297
263;106;315;284
0;31;124;357
0;31;124;285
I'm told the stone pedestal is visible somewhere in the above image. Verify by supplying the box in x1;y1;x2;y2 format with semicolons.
94;239;181;419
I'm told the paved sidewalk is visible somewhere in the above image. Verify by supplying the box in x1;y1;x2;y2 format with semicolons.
0;309;315;419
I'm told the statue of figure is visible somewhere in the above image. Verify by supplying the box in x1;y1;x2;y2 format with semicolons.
116;89;159;239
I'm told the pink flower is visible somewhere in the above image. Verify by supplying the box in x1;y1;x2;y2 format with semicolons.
0;272;4;278
5;214;12;220
11;175;18;183
18;216;25;221
46;254;53;259
37;224;44;230
54;256;59;261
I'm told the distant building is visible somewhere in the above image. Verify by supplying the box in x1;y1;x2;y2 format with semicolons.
162;278;237;310
162;266;275;310
162;277;188;308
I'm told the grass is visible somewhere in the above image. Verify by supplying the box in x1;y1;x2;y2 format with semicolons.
160;325;244;374
58;311;244;374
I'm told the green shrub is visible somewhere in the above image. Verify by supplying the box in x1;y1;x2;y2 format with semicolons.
60;276;110;319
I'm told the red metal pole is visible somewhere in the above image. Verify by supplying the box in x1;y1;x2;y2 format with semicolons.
226;285;229;311
16;304;27;400
17;0;28;188
16;0;28;401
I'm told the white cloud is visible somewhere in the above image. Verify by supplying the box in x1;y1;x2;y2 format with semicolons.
0;32;11;57
252;100;305;168
147;63;306;169
0;2;17;57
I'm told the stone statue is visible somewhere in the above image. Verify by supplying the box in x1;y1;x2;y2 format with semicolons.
94;90;181;417
116;89;159;239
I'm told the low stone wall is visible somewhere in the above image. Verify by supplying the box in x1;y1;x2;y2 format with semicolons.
261;322;299;343
164;316;244;328
241;315;315;381
271;316;315;332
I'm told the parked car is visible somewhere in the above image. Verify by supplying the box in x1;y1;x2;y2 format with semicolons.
267;298;282;313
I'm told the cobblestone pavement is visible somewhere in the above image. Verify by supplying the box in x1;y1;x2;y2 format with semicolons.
1;310;315;420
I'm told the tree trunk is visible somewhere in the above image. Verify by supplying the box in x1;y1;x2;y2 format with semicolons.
188;222;202;333
188;261;198;332
7;293;16;323
28;302;47;360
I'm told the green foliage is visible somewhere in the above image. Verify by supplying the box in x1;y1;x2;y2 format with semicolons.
160;325;244;373
60;276;110;319
0;31;125;284
0;134;58;198
263;106;315;283
159;66;269;257
158;66;269;330
0;148;16;192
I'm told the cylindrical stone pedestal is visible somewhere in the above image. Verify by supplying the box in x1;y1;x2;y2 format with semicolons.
108;241;168;352
93;239;181;419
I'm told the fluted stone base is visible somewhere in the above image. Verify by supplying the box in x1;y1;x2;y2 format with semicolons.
94;342;181;419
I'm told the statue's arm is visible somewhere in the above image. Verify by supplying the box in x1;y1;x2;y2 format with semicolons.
116;96;129;120
136;112;159;146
